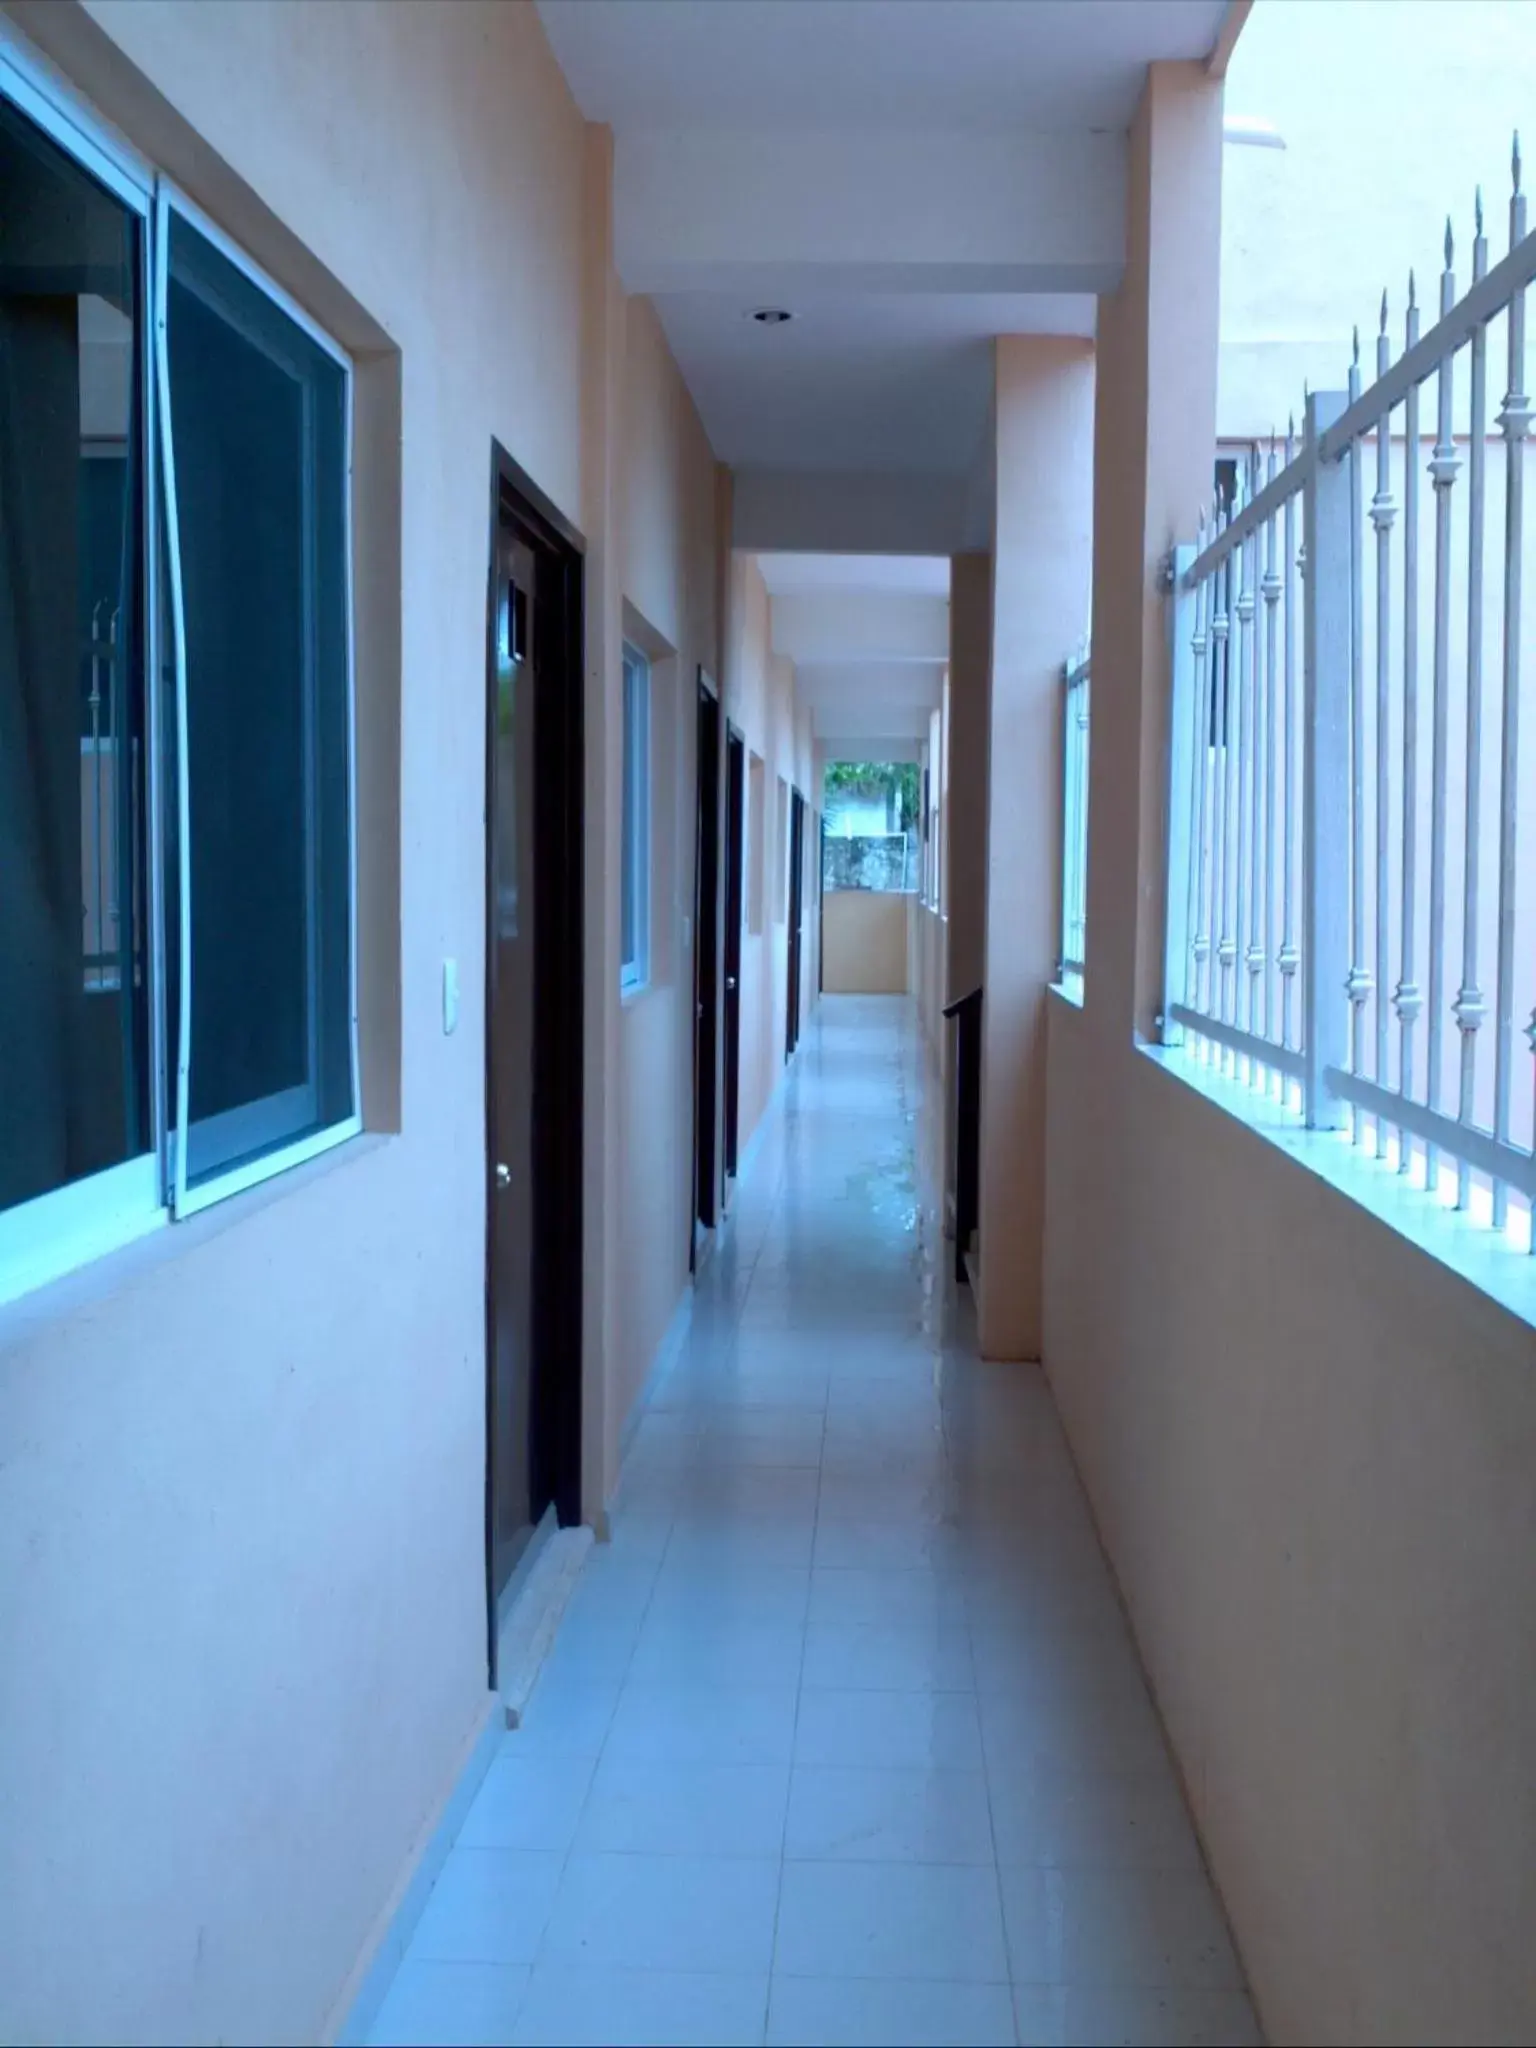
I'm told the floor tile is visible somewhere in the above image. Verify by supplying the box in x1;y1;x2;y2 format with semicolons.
511;1964;768;2046
969;1617;1148;1701
978;1685;1172;1777
541;1853;781;1975
801;1617;973;1693
766;1975;1016;2047
575;1757;791;1858
457;1753;596;1854
1000;1864;1243;1987
508;1667;622;1760
605;1681;800;1766
773;1861;1009;1982
813;1517;957;1573
807;1567;967;1630
628;1611;807;1690
558;1557;660;1629
665;1522;816;1571
600;1506;674;1560
368;1959;530;2047
534;1620;641;1686
647;1562;811;1628
785;1765;993;1863
792;1689;985;1772
1013;1983;1262;2047
409;1849;564;1965
370;1000;1245;2048
989;1764;1201;1870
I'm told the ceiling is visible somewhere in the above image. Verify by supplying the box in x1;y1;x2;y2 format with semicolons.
758;554;951;597
538;1;1231;132
758;554;950;748
538;0;1236;547
655;291;1095;476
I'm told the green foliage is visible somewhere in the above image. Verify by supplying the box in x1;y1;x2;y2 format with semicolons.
822;759;921;829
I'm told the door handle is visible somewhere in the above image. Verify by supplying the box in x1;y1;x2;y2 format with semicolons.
495;1162;511;1189
726;976;737;991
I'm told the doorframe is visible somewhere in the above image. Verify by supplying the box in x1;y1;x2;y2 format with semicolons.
691;668;723;1261
722;723;746;1182
483;440;585;1686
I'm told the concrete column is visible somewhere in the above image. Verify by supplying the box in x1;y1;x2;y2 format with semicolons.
945;553;991;1007
1085;64;1224;1048
976;338;1094;1360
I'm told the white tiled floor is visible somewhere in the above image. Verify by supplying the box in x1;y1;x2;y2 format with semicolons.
370;997;1260;2048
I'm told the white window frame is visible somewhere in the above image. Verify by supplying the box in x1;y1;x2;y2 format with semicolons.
0;41;360;1301
620;642;651;996
156;182;361;1218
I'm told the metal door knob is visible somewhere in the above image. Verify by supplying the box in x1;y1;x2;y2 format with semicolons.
726;976;737;990
495;1163;511;1188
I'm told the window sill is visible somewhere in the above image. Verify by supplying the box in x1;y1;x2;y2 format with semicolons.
0;1128;391;1358
1051;974;1085;1008
1140;1038;1536;1338
620;975;652;1009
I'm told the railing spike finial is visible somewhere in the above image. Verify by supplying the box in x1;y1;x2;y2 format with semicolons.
1514;129;1522;195
1352;323;1361;367
1445;214;1455;269
1380;287;1389;335
1408;266;1417;311
1476;184;1485;238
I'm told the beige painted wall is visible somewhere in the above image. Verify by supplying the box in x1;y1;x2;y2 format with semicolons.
976;339;1093;1361
1047;1012;1536;2048
910;897;945;1050
1043;58;1536;2048
613;297;721;1474
0;4;721;2041
822;890;908;994
722;553;815;1162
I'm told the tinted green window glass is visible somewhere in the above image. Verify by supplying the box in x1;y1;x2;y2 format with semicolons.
0;95;148;1216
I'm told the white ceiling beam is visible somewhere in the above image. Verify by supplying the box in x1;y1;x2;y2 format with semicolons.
814;705;930;744
793;660;945;710
816;733;923;763
615;128;1126;297
770;591;949;666
735;470;972;555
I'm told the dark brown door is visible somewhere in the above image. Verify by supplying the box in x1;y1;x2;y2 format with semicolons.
488;525;538;1604
723;728;745;1178
693;677;721;1239
485;456;584;1666
786;789;806;1059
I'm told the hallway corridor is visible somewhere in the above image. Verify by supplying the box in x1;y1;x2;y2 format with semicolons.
370;999;1260;2048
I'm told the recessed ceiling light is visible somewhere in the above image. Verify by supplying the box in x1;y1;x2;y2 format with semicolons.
749;307;793;325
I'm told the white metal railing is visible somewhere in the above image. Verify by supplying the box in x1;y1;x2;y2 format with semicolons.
1165;137;1536;1246
1058;651;1090;984
1166;440;1307;1090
